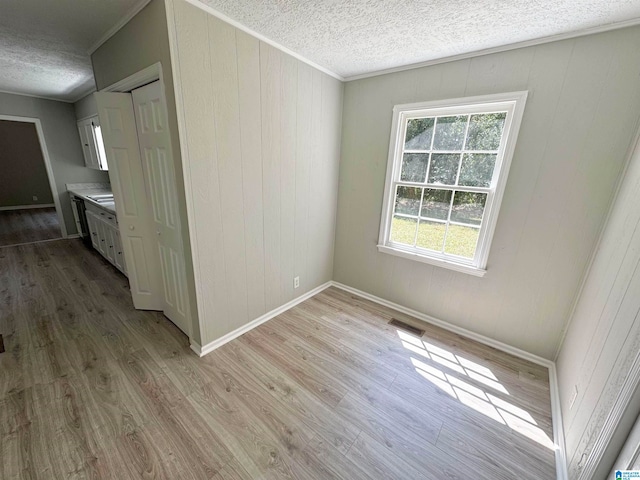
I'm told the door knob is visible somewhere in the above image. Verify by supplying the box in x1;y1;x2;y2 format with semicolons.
156;230;161;236
129;225;135;231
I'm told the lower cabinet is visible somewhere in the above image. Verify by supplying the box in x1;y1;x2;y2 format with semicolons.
85;209;127;276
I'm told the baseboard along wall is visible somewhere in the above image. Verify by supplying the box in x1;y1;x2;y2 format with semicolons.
0;203;55;211
189;280;568;480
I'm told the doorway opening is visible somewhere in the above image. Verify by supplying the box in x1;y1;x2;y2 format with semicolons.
0;116;65;247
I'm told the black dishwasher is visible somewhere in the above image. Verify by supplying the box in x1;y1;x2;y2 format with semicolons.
71;195;91;245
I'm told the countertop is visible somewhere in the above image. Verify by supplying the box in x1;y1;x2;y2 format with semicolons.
68;187;117;215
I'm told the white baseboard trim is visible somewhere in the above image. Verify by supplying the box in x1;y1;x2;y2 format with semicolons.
329;280;568;480
330;281;552;367
190;281;333;357
188;278;568;479
190;341;203;356
0;203;55;211
0;237;64;249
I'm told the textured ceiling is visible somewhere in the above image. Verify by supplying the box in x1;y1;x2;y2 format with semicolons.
197;0;640;78
2;0;640;103
0;0;143;102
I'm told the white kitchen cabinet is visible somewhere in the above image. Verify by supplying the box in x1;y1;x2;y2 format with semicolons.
86;211;100;250
113;231;126;273
85;205;126;276
77;115;108;171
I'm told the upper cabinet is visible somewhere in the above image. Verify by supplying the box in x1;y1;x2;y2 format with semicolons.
77;115;108;171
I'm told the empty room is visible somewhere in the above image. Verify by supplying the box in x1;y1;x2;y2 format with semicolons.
1;0;640;479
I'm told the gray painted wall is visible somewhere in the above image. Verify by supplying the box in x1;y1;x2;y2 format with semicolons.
333;26;640;360
0;120;54;206
557;134;640;478
91;0;201;343
0;92;110;234
169;0;343;345
74;92;97;120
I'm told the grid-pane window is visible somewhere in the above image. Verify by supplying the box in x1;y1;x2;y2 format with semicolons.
378;93;527;276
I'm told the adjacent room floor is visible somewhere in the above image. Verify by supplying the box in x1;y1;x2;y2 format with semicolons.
0;207;61;247
0;239;556;479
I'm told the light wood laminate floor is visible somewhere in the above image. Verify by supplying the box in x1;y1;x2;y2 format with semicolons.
0;207;61;247
0;239;556;479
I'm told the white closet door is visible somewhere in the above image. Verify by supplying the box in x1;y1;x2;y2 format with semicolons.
131;81;190;335
95;92;163;311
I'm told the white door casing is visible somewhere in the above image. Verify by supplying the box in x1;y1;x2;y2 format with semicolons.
131;81;190;335
95;92;164;311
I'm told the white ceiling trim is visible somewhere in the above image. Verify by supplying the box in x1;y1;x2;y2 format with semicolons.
84;0;640;86
0;87;96;106
0;88;75;104
185;0;640;83
87;0;153;55
345;16;640;82
182;0;344;81
69;87;97;104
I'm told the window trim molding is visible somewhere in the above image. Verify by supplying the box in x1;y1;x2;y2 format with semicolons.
377;91;529;275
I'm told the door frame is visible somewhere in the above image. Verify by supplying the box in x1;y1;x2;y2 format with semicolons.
102;62;164;95
0;114;67;237
100;62;192;337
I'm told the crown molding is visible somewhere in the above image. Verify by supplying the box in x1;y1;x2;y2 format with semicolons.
87;0;153;55
88;0;640;86
0;89;76;104
180;0;344;81
345;17;640;82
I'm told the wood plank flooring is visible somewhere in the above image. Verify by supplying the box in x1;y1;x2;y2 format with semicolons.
0;207;61;247
0;239;557;479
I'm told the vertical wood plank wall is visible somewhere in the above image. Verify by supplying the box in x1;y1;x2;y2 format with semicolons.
170;0;343;345
333;26;640;360
557;137;640;477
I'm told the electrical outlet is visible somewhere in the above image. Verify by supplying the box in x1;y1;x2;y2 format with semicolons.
569;385;578;410
32;195;38;201
294;276;300;289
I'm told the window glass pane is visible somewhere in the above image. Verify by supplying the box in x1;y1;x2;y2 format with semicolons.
445;225;480;258
451;192;487;225
433;115;467;150
421;189;452;220
405;118;434;150
465;113;506;151
458;154;496;187
93;125;108;170
391;216;417;245
428;154;460;185
416;220;445;252
400;153;429;182
394;186;422;216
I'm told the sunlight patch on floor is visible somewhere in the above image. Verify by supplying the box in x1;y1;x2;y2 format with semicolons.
397;330;555;450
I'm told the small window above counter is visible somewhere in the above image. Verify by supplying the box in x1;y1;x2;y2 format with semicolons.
77;115;108;171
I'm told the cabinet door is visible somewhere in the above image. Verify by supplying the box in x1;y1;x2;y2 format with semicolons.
86;211;100;249
104;225;117;263
113;230;127;275
77;122;93;169
96;219;108;257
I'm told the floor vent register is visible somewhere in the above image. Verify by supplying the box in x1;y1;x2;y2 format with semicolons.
388;318;425;337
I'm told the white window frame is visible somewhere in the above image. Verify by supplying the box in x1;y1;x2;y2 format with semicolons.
377;91;528;277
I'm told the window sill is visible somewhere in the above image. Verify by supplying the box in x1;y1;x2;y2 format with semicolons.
376;244;487;277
